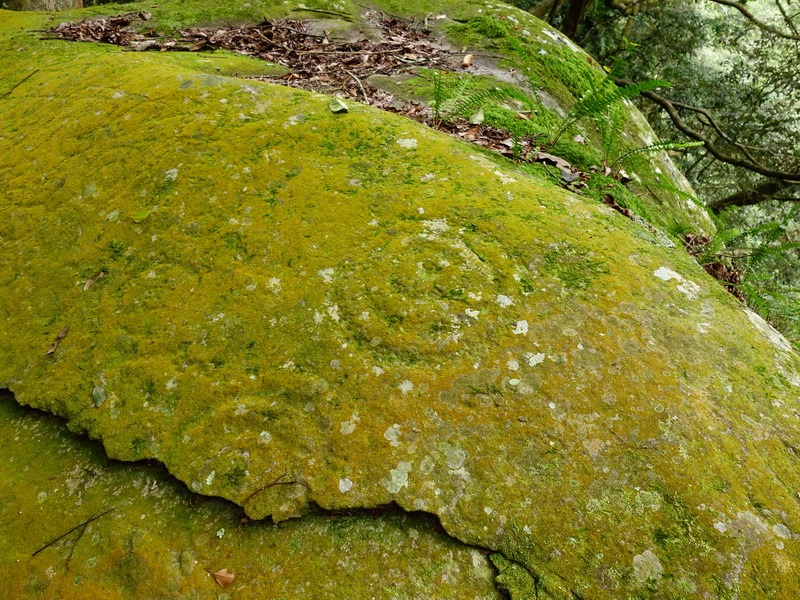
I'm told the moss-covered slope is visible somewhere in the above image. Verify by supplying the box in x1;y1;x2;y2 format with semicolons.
2;2;799;598
0;393;499;598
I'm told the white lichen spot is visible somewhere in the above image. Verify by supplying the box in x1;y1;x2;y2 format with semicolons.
773;524;791;539
372;366;385;376
654;266;681;281
165;377;177;390
496;294;514;308
653;267;701;300
112;90;125;99
396;138;418;149
507;359;520;371
677;280;701;300
633;550;663;583
697;322;711;334
484;506;493;515
313;311;324;324
205;471;215;486
338;478;354;493
327;304;340;322
318;268;334;283
513;320;529;335
340;413;360;435
384;424;402;446
492;170;516;184
259;431;272;444
508;379;520;386
745;308;793;352
421;219;449;239
164;168;179;181
714;522;727;533
420;174;435;182
465;308;480;319
37;491;47;503
387;461;412;493
399;380;413;394
445;446;467;470
526;352;546;366
267;278;281;293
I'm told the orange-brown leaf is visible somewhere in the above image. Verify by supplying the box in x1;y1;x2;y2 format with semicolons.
212;568;235;588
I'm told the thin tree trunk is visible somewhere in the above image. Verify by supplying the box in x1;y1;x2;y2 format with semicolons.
531;0;559;18
563;0;594;39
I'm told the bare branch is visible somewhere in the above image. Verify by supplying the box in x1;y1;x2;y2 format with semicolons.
707;0;800;40
709;180;800;211
774;0;800;36
615;78;800;183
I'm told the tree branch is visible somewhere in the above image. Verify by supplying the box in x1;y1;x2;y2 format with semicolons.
709;180;800;211
707;0;800;40
614;78;800;183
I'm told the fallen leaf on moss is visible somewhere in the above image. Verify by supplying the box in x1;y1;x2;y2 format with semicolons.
92;386;107;407
329;98;348;113
45;325;69;355
211;568;235;588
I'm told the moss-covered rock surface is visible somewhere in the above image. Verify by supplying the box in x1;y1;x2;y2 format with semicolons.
2;1;799;598
0;392;499;598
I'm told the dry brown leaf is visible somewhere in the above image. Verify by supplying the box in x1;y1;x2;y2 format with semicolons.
212;568;235;588
45;325;69;355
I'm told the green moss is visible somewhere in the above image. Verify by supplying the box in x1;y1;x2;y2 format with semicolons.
1;2;799;598
0;394;500;598
541;242;610;290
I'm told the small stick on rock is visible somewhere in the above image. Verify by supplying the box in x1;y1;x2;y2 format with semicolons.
31;507;116;557
0;69;39;99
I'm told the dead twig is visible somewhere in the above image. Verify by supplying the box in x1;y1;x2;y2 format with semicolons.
290;7;352;20
31;507;116;557
345;69;369;103
242;472;311;505
0;69;39;99
293;48;403;55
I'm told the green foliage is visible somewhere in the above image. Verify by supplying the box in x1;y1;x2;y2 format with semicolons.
549;77;669;147
430;70;526;129
610;140;704;171
688;206;800;348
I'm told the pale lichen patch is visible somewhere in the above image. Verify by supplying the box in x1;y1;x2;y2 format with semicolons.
388;461;412;494
633;549;663;583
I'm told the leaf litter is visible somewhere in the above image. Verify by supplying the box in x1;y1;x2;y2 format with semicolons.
42;11;745;298
43;12;576;173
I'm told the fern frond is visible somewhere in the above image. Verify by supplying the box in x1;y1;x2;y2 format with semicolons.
550;79;669;146
611;141;704;170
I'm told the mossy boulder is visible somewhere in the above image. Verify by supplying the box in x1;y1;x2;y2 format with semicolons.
2;1;799;598
0;393;500;598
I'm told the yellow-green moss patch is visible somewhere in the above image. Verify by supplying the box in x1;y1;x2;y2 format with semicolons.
2;2;800;598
